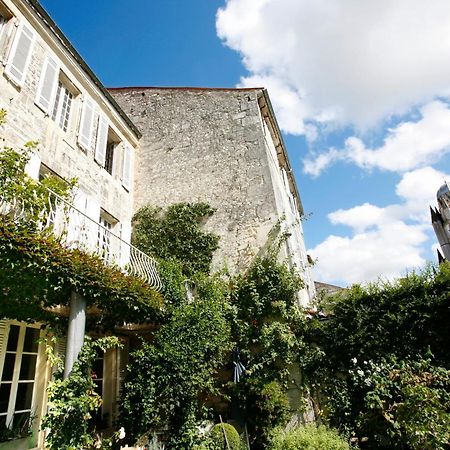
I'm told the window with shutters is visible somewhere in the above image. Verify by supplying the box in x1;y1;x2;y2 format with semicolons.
35;56;76;133
4;22;34;86
0;323;40;431
95;118;119;176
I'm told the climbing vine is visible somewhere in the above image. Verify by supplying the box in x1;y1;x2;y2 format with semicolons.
133;203;220;276
42;336;124;450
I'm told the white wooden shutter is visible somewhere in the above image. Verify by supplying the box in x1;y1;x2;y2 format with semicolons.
78;96;95;151
0;320;9;358
54;334;67;373
94;115;108;166
5;23;34;86
84;196;100;252
66;188;88;248
119;221;131;267
24;151;41;180
281;168;289;190
121;145;132;191
35;55;59;113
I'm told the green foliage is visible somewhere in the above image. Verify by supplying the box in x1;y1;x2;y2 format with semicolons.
235;379;290;446
157;258;187;307
353;356;450;449
42;336;121;450
209;423;241;450
120;297;233;448
0;143;75;226
269;425;350;450
304;264;450;449
133;203;220;276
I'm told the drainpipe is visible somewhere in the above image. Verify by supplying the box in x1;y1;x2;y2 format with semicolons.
63;291;86;378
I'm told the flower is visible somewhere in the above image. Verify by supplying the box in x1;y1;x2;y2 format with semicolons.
118;427;126;440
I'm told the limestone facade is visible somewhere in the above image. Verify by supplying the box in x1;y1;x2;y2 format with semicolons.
111;87;315;304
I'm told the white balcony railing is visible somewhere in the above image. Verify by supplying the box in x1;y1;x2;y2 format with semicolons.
0;187;162;291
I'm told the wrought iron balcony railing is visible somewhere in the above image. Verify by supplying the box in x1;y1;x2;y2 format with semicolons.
0;187;162;291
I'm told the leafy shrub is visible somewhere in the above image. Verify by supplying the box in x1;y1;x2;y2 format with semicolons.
209;423;241;450
269;425;350;450
303;264;450;448
353;355;450;449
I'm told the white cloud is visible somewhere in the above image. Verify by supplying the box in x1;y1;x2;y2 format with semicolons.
304;101;450;176
309;167;447;285
310;223;428;285
217;0;450;132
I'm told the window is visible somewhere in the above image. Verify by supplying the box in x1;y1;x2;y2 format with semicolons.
104;142;115;175
0;323;40;431
51;81;73;132
35;55;75;132
4;22;35;86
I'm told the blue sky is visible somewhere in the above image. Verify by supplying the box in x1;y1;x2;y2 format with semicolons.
40;0;450;286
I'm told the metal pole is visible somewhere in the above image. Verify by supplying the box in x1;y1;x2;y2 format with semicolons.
63;291;86;378
219;415;230;450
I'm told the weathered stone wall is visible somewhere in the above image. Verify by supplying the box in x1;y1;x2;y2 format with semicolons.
111;88;283;273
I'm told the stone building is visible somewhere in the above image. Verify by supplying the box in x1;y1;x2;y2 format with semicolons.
111;87;316;304
0;0;315;447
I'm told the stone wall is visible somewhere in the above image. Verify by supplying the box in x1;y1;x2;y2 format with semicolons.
111;87;297;274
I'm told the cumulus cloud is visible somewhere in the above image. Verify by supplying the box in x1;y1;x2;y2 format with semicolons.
310;223;428;285
217;0;450;132
309;167;447;285
304;101;450;176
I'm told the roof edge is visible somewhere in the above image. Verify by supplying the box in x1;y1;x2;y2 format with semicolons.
258;89;304;215
108;86;265;92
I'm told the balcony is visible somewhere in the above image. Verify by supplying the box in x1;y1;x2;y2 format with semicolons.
0;186;162;291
